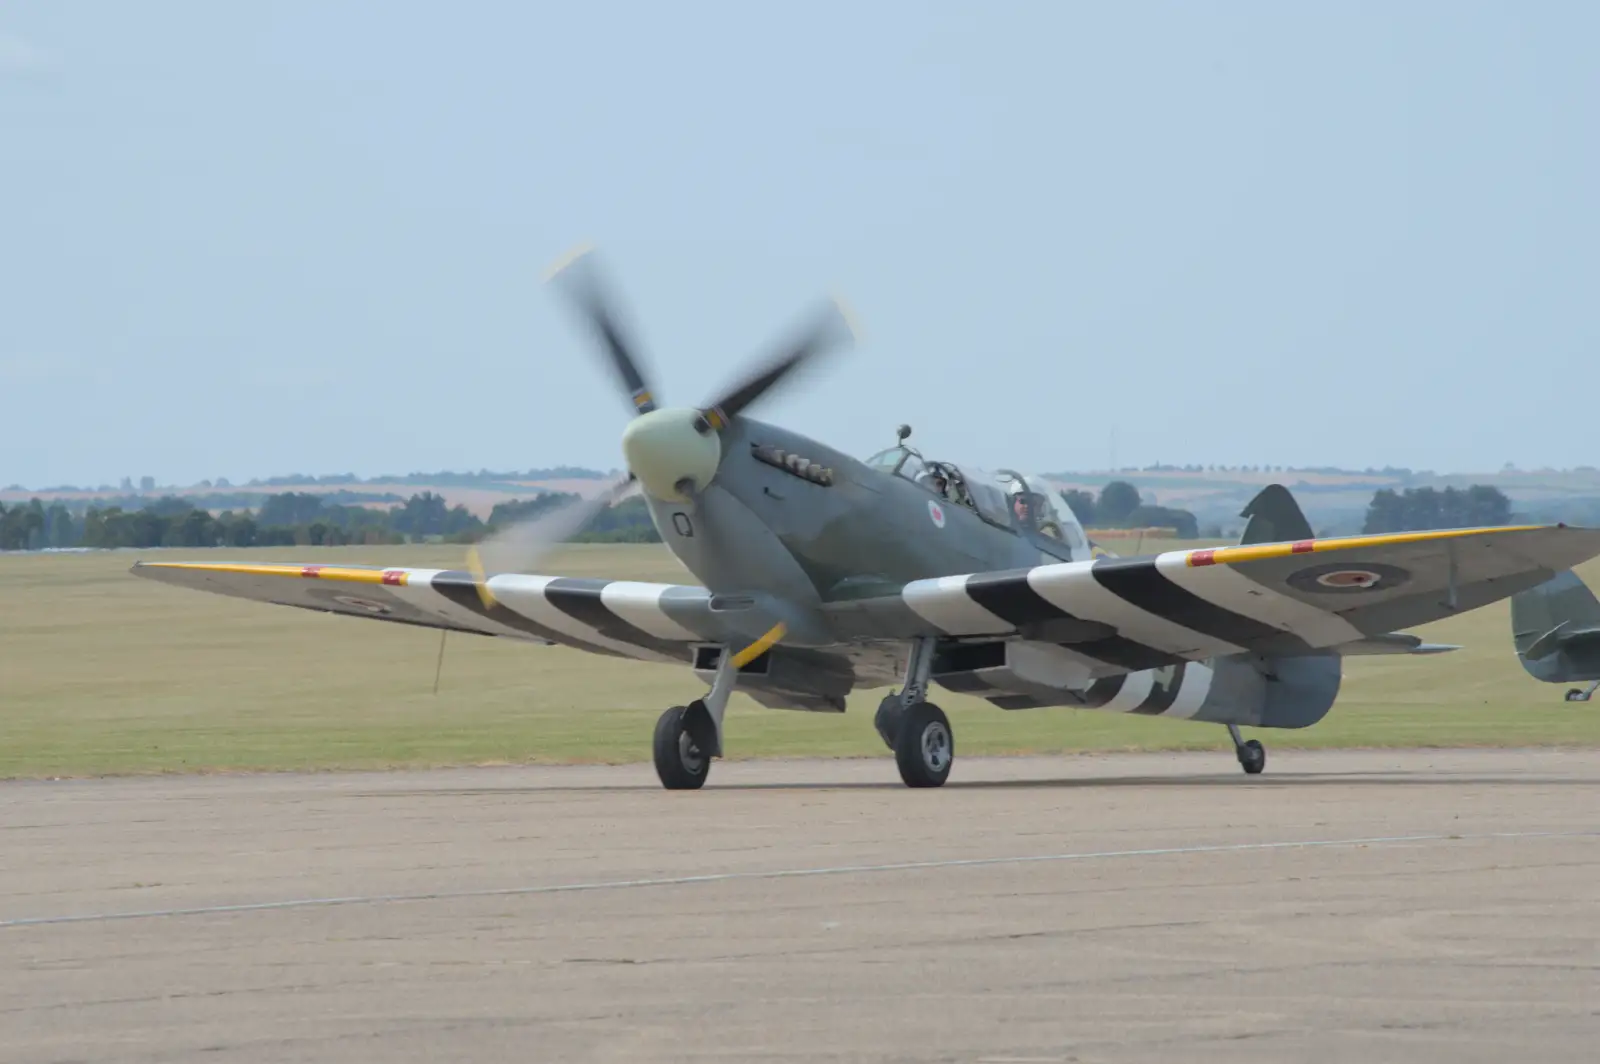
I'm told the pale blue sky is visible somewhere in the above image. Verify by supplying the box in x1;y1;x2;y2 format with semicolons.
3;2;1597;488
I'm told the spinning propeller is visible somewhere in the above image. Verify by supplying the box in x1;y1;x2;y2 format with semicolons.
466;245;859;603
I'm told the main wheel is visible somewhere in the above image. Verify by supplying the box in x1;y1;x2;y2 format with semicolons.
653;705;713;790
894;701;954;788
1237;738;1266;775
1565;688;1587;702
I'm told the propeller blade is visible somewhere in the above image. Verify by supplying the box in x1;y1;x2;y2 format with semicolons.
466;474;636;600
696;294;859;431
543;243;660;416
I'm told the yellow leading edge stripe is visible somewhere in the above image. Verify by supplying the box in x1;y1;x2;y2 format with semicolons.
138;561;412;585
1186;524;1547;566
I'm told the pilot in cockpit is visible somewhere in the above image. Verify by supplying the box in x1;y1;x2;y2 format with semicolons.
1011;492;1033;529
1010;487;1064;540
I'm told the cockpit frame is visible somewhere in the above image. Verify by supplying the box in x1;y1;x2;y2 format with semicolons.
863;445;1092;559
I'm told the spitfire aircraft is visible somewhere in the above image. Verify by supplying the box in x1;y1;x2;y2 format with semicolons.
1511;569;1600;702
133;249;1600;789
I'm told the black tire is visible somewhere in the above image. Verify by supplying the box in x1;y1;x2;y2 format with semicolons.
894;702;954;788
1239;738;1266;775
1566;689;1585;702
653;705;711;790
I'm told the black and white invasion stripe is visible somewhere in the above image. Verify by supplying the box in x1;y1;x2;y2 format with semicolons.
400;569;724;663
937;658;1216;719
900;552;1366;669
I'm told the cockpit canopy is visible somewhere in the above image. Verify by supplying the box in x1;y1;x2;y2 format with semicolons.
863;445;1092;558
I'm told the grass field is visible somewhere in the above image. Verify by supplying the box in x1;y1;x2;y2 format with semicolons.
4;542;1599;779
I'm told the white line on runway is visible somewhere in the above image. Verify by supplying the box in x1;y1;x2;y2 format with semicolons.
2;829;1592;930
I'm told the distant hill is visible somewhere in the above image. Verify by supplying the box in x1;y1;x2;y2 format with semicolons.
0;467;618;519
9;461;1600;531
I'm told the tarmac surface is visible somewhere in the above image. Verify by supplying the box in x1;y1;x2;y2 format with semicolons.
3;748;1597;1063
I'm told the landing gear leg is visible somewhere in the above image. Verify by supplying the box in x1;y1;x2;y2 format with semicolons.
1564;680;1600;703
1227;724;1266;775
653;646;739;790
875;637;953;788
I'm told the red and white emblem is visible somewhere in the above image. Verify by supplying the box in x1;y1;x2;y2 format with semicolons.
928;499;946;528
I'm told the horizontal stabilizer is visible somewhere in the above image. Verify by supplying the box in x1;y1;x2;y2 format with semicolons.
1521;622;1600;660
1521;620;1571;662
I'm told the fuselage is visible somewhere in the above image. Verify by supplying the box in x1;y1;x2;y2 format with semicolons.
632;415;1342;731
639;416;1088;604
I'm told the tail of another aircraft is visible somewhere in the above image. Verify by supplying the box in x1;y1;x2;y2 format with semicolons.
1238;484;1314;546
1510;569;1600;699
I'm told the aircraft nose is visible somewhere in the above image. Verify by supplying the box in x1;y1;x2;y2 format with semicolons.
621;407;723;503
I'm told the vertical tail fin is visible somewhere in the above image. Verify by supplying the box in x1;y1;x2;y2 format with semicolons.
1511;569;1600;656
1509;570;1600;696
1238;484;1313;546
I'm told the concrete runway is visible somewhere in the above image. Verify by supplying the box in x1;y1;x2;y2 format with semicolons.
3;749;1597;1063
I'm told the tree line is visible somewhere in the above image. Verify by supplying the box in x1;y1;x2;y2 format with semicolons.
0;490;661;552
1361;485;1512;534
1059;481;1200;539
0;478;1524;552
4;479;1199;551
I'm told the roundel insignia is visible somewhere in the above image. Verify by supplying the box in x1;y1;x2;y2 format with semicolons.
1286;561;1411;595
928;499;946;528
332;594;393;615
1317;570;1381;589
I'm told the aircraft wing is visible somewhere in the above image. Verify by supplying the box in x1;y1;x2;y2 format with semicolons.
830;525;1600;670
131;561;739;664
